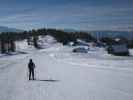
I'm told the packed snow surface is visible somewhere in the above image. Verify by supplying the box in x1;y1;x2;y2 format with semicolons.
0;43;133;100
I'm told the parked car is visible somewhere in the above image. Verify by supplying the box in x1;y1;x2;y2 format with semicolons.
73;46;89;53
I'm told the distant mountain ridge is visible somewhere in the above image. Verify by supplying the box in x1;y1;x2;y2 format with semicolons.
63;29;78;32
63;29;133;40
0;26;133;40
89;31;133;40
0;26;23;33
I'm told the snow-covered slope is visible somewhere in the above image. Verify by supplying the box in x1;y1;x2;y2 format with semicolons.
0;43;133;100
38;35;57;48
15;35;57;53
16;40;35;53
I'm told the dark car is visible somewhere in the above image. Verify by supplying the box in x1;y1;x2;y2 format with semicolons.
73;47;89;53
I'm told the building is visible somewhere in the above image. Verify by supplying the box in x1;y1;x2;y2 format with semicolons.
107;44;129;56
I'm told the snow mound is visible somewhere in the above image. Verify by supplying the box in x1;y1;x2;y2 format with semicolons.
129;49;133;56
16;40;35;53
38;35;57;48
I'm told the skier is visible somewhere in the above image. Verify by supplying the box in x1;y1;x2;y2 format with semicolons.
28;59;36;80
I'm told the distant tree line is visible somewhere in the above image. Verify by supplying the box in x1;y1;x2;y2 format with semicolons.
1;28;133;54
0;32;17;53
0;28;95;53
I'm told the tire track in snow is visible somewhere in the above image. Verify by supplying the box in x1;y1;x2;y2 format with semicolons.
48;52;133;74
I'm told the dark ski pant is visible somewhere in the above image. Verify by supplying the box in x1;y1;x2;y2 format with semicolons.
29;69;35;80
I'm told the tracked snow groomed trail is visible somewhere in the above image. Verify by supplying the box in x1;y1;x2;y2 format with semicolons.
0;45;133;100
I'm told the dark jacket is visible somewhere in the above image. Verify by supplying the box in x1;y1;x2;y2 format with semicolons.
28;61;35;70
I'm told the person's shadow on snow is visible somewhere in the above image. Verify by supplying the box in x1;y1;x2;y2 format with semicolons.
31;79;60;82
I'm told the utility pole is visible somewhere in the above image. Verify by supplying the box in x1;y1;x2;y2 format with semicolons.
96;32;100;43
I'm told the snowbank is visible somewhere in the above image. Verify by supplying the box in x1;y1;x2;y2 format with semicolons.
129;49;133;56
38;35;57;48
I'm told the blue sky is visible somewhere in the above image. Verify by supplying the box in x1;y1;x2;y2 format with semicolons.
0;0;133;31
